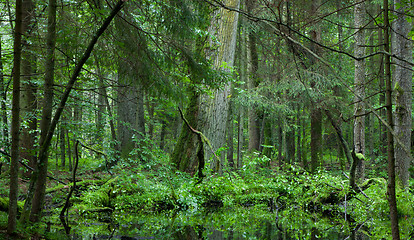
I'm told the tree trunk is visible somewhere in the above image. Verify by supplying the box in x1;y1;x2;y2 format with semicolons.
59;123;66;168
384;0;400;238
246;0;260;152
171;90;201;174
309;0;322;173
392;0;412;187
200;0;240;172
353;0;366;182
8;0;23;234
20;0;37;178
226;92;234;169
0;36;8;150
115;15;146;160
25;0;57;223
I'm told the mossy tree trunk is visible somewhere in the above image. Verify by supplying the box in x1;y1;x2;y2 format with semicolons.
171;91;201;175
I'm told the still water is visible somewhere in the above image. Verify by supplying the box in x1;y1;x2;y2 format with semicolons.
62;207;382;240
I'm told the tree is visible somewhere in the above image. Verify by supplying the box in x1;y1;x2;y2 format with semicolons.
24;0;57;223
392;0;412;187
384;0;400;238
246;0;260;152
200;0;240;172
353;0;366;182
8;0;23;234
309;0;322;173
20;0;37;176
115;13;146;160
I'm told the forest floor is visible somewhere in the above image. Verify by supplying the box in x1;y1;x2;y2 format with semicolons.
0;155;413;239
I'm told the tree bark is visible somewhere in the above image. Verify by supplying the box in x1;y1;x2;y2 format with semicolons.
20;0;37;177
392;0;412;187
115;15;146;160
353;0;366;182
8;0;23;234
309;0;322;173
200;0;240;172
246;0;260;152
384;0;400;238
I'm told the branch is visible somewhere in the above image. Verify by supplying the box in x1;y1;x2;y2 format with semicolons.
0;149;65;184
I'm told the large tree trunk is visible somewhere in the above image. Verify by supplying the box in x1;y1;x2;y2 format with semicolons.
8;0;23;234
171;90;201;174
200;0;240;172
384;0;400;238
115;15;146;160
392;0;412;187
353;0;366;182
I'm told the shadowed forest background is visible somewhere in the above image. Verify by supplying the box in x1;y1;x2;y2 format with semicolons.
0;0;413;239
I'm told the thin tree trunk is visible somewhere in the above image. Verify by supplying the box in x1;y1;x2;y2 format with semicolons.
0;33;8;150
353;0;366;182
67;128;72;172
20;0;37;178
8;0;23;233
309;0;322;173
384;0;400;238
246;0;260;152
392;0;412;187
60;123;66;168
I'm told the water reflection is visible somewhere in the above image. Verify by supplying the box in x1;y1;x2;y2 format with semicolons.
67;208;374;240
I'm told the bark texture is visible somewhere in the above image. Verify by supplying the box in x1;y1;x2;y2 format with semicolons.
392;0;412;187
8;0;23;233
200;0;240;172
384;0;400;238
353;0;366;182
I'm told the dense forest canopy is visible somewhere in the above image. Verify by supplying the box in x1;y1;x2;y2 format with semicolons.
0;0;413;239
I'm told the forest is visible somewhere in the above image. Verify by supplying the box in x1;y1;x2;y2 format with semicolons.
0;0;413;239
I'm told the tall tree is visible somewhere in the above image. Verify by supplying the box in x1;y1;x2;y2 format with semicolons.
309;0;322;173
21;0;37;176
115;14;146;160
8;0;23;234
201;0;240;171
353;0;366;182
246;0;260;152
384;0;400;238
392;0;412;187
26;0;57;223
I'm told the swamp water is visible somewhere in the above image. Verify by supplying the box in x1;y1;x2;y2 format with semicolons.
52;207;389;240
